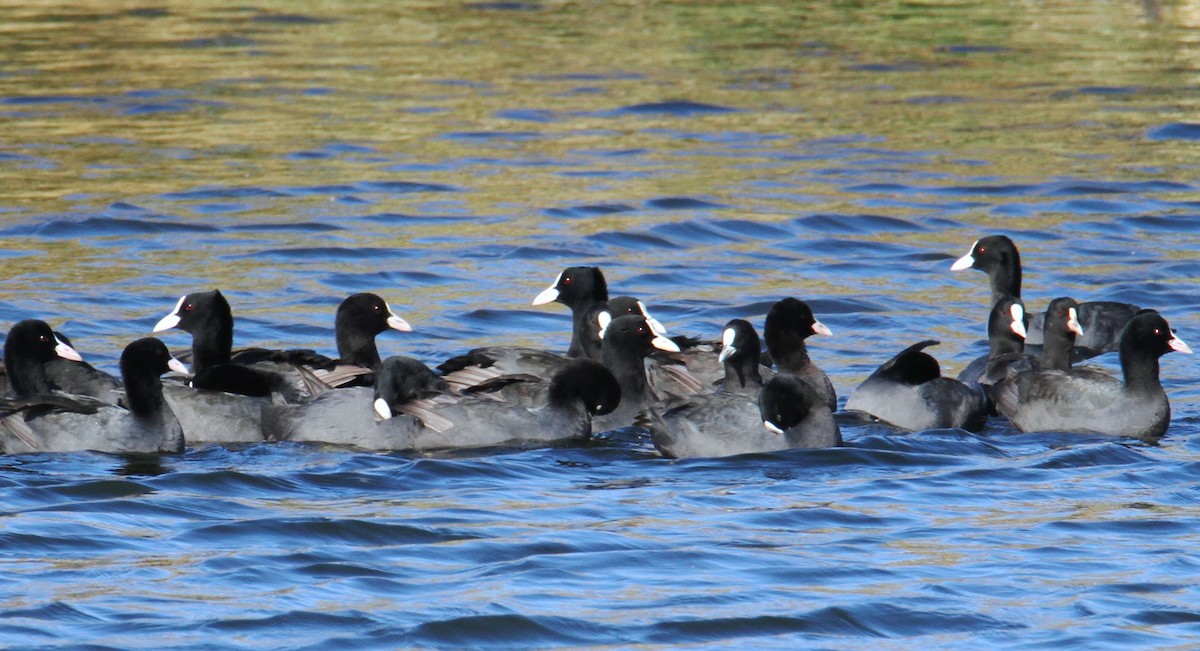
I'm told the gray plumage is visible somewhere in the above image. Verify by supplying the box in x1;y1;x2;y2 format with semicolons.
264;357;620;451
993;310;1190;441
651;373;839;459
846;340;990;431
0;338;184;454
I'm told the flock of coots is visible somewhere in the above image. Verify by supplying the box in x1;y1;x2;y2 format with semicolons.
0;235;1188;457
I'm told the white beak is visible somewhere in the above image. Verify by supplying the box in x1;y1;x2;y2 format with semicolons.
637;302;668;336
386;314;413;333
718;327;737;364
1066;308;1084;337
651;334;680;353
597;310;612;339
153;295;186;333
950;240;978;271
373;397;394;419
1170;332;1193;355
531;271;564;306
168;357;190;376
531;286;558;306
812;320;833;337
763;420;785;435
1009;304;1027;339
54;337;83;362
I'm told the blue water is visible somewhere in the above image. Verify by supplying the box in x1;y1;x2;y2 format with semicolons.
3;3;1200;649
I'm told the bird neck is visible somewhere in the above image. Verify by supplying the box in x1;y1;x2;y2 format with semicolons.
1038;330;1074;372
124;373;167;418
337;331;381;370
990;256;1022;304
190;312;234;373
1120;347;1162;395
602;345;649;404
770;339;811;373
724;351;763;389
7;355;51;398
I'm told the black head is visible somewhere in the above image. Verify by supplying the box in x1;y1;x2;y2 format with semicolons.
6;319;77;365
952;235;1018;272
374;355;450;412
719;319;760;361
608;295;669;336
1124;310;1191;359
607;296;642;318
759;374;820;433
987;296;1027;343
153;289;231;335
951;235;1022;299
119;337;179;378
532;266;608;308
763;298;831;361
716;318;759;375
120;337;188;416
337;293;412;336
4;320;85;398
549;359;622;415
600;314;678;357
1043;297;1083;337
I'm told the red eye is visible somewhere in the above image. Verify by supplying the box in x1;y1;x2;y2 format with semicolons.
184;303;194;311
1155;328;1162;336
39;335;48;342
978;247;986;254
373;305;381;311
563;276;573;285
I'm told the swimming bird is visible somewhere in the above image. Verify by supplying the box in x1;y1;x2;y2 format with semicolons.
758;374;843;447
956;296;1028;385
4;320;87;399
763;297;836;411
264;357;620;451
309;292;414;387
439;268;612;389
845;340;991;431
0;338;186;454
714;318;773;396
950;234;1139;354
440;311;698;427
606;295;727;388
596;314;687;430
531;266;609;359
649;350;837;459
993;310;1190;441
152;289;332;400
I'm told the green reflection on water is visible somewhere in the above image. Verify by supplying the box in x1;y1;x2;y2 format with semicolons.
0;1;1195;305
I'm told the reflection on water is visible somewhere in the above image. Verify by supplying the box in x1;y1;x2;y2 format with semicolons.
1;1;1200;648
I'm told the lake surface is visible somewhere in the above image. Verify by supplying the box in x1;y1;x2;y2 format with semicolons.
2;1;1200;648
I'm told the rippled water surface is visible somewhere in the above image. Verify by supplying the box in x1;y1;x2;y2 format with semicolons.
3;1;1200;648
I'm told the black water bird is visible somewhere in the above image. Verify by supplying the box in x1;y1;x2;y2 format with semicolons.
950;234;1139;354
993;310;1190;441
845;340;991;431
264;357;619;451
763;297;836;411
0;337;186;454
